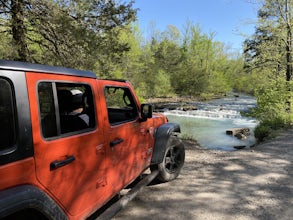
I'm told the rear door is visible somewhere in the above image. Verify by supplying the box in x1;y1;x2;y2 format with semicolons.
26;73;110;217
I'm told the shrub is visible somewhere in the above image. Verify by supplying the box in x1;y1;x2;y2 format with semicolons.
253;78;292;141
179;133;197;141
255;79;292;123
254;124;271;142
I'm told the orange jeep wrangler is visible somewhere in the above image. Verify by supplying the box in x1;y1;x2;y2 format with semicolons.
0;60;185;220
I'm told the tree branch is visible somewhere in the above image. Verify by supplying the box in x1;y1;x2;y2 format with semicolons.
276;0;287;23
0;0;11;11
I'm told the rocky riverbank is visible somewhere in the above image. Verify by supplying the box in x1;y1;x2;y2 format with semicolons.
145;95;234;112
146;97;199;112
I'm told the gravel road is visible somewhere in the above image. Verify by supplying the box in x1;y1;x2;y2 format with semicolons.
113;128;293;220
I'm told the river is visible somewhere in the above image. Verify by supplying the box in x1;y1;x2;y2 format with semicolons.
163;94;258;151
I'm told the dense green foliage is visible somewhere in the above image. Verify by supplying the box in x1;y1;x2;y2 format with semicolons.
0;0;137;70
244;0;293;140
0;0;254;100
122;22;252;99
1;0;292;141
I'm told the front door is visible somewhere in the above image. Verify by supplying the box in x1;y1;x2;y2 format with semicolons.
26;73;108;217
100;83;154;192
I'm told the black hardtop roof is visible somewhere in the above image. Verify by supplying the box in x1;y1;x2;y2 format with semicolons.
0;60;97;79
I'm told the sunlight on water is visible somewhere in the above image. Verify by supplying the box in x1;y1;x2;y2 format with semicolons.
164;95;258;151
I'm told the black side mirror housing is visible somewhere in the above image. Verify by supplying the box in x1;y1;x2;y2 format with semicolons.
140;104;153;121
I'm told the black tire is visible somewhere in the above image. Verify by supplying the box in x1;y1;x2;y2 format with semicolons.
151;136;185;182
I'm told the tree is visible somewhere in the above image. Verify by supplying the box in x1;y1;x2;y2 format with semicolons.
244;0;293;130
0;0;137;69
244;0;292;80
0;0;27;61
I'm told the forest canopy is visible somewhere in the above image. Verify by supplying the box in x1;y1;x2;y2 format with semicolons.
0;0;292;131
0;0;253;99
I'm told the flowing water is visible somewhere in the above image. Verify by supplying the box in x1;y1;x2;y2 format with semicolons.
164;94;258;151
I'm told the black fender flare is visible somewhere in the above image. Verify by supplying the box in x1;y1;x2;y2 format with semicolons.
151;122;181;165
0;185;67;220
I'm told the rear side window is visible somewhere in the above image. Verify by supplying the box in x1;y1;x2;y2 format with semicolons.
105;86;138;125
38;82;95;139
0;78;16;152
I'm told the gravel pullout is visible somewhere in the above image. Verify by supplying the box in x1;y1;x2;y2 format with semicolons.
113;128;293;220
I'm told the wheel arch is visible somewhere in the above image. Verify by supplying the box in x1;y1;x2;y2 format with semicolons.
0;185;67;220
151;122;181;165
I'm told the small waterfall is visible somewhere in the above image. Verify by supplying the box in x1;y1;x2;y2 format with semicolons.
166;109;240;119
164;95;258;151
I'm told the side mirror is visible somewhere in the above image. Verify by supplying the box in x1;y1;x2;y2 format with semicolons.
141;104;153;121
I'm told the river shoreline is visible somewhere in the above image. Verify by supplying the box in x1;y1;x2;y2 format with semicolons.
145;94;239;111
181;125;292;149
146;96;210;112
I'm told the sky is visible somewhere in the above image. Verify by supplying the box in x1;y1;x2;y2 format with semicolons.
133;0;261;52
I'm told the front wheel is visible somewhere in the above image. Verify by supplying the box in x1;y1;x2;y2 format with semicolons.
151;136;185;182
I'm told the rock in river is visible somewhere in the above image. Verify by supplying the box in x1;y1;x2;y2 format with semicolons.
226;128;250;140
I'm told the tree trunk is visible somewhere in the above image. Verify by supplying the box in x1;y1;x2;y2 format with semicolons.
11;0;28;61
285;0;292;114
286;0;292;82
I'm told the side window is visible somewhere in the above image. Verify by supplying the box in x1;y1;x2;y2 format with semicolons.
0;78;16;152
39;83;57;137
105;86;138;125
38;82;95;138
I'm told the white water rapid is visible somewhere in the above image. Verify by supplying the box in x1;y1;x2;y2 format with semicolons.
164;95;258;151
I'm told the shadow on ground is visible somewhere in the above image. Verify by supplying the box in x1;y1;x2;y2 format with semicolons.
113;129;293;220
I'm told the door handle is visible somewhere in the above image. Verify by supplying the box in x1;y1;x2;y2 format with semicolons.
110;138;124;147
50;155;75;171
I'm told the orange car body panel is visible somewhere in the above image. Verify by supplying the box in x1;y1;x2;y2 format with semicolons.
0;158;37;189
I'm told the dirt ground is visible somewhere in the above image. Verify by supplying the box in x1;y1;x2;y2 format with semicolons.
113;128;293;220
